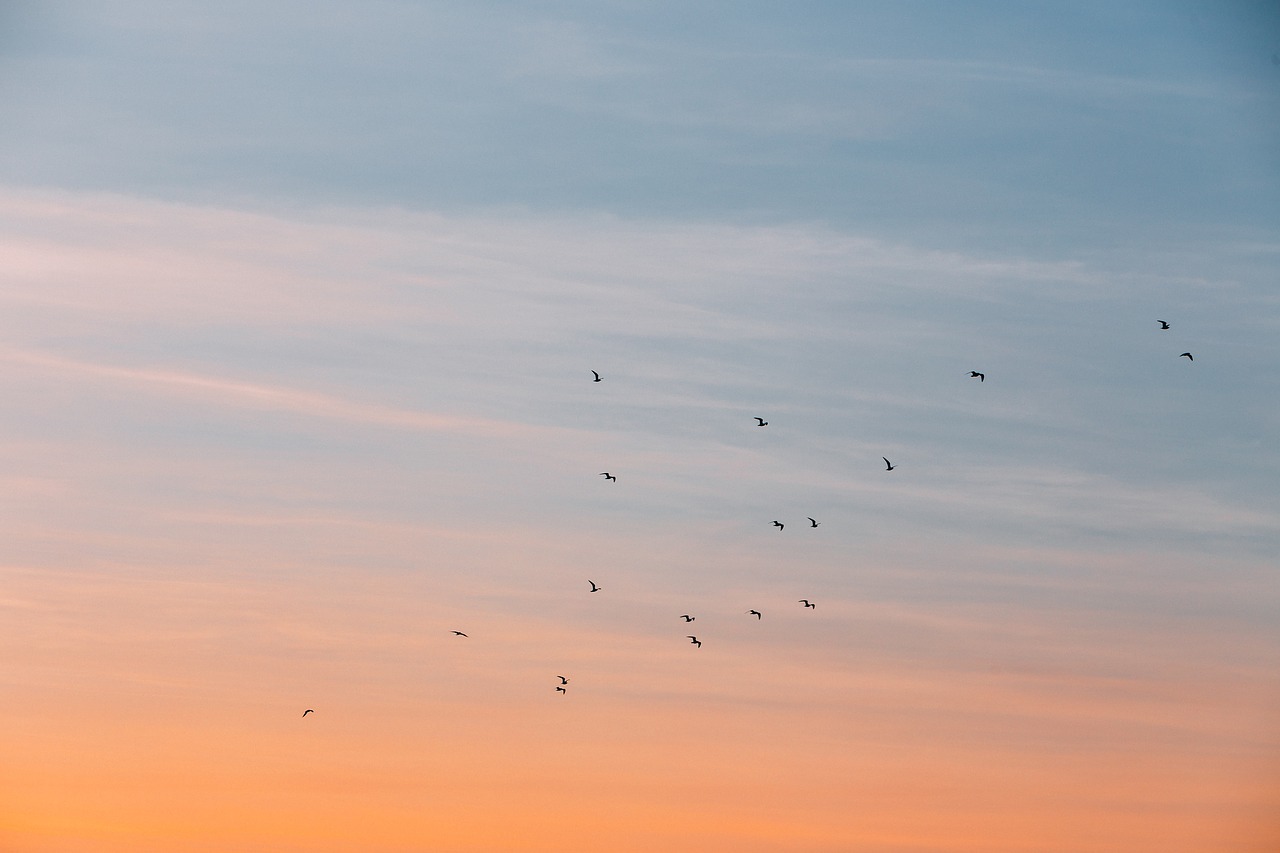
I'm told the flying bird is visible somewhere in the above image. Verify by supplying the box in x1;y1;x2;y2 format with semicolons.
747;609;762;619
557;676;569;684
1157;320;1170;329
451;631;468;637
969;371;984;382
799;599;815;609
556;686;567;694
600;472;616;481
754;417;768;426
302;709;314;717
772;520;784;531
588;579;601;593
882;457;896;471
1180;352;1194;361
591;370;602;382
680;614;695;622
807;517;819;528
687;636;701;647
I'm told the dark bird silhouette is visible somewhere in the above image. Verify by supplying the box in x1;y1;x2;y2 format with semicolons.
969;371;984;382
799;599;815;609
1180;352;1194;361
772;520;784;531
687;635;701;647
1158;320;1170;329
883;457;896;471
557;675;569;684
302;709;314;717
807;517;819;528
755;417;768;426
556;686;567;694
600;472;616;481
591;370;602;382
588;579;601;593
451;631;468;637
747;609;762;619
680;614;695;622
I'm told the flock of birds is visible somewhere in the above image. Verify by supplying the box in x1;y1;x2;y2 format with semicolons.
301;319;1193;713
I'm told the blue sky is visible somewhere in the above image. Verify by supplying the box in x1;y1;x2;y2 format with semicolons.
0;3;1278;851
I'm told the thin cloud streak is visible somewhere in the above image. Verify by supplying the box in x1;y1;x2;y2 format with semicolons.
0;345;550;438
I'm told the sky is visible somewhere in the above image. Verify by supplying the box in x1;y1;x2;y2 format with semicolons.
1;1;1278;851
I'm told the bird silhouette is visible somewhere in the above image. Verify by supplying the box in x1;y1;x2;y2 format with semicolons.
1180;352;1194;361
556;686;567;694
302;709;314;717
755;417;768;426
969;371;984;382
687;635;701;647
772;520;784;531
588;579;601;592
451;631;468;637
600;472;616;481
799;599;815;608
591;370;602;382
680;614;695;622
883;457;896;471
557;675;569;684
1158;320;1170;329
748;609;762;619
808;517;819;528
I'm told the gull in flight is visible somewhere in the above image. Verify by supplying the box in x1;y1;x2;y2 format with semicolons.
680;614;695;622
1180;352;1194;361
883;457;896;471
687;636;701;648
772;520;784;531
747;609;762;619
799;599;815;609
557;675;569;684
969;371;984;382
807;517;819;528
1158;320;1170;329
588;579;601;593
302;709;314;717
591;370;602;382
556;686;567;694
451;631;468;637
600;472;616;481
755;417;768;426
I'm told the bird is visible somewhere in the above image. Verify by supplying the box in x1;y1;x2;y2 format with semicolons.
687;636;701;647
600;472;616;481
556;686;567;694
557;676;569;684
680;614;695;622
807;517;819;528
588;579;601;592
747;609;762;619
451;631;468;637
302;709;314;717
883;457;896;471
772;520;784;531
591;370;602;382
799;599;815;609
969;371;984;382
1158;320;1170;329
1180;352;1194;361
754;417;768;426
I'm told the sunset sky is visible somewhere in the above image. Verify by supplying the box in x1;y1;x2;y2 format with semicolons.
1;2;1279;851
